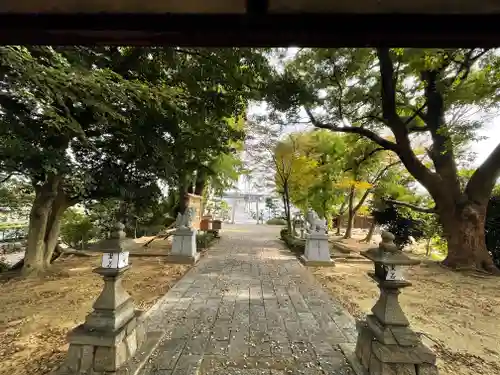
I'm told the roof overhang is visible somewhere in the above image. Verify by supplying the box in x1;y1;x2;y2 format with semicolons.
0;1;499;45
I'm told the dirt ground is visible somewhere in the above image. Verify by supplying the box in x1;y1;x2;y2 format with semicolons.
315;235;500;375
0;236;189;375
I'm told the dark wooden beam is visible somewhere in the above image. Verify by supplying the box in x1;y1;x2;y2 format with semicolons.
0;13;499;46
246;0;269;15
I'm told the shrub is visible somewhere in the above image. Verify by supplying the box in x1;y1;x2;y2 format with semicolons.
267;218;287;225
0;258;10;273
372;205;425;249
196;232;217;250
486;195;500;267
60;209;98;249
280;230;306;254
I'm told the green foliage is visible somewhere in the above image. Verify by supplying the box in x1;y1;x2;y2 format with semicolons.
0;223;27;231
0;177;33;221
270;48;500;202
266;218;287;225
60;208;97;249
196;232;217;250
0;260;10;273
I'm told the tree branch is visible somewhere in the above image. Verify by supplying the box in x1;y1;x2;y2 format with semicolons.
404;101;428;129
465;141;500;204
383;198;437;214
305;107;399;152
352;161;401;213
343;147;386;173
0;173;13;184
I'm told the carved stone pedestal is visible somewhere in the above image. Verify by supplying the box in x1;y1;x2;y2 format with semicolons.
59;268;147;375
167;227;200;265
356;320;438;375
300;232;334;267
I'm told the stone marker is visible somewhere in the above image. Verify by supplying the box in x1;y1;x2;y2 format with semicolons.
300;209;334;267
57;223;149;375
167;207;200;265
355;231;439;375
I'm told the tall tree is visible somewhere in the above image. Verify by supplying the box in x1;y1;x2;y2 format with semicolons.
284;130;346;227
273;48;500;273
0;46;174;275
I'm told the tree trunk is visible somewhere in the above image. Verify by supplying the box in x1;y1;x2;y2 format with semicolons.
362;220;376;243
425;238;432;257
23;177;60;276
43;192;69;268
324;212;331;232
440;202;497;273
194;170;207;196
281;192;288;220
23;200;51;275
344;186;355;239
177;187;189;215
283;182;292;234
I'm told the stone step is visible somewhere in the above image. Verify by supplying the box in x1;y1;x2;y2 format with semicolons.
333;258;372;264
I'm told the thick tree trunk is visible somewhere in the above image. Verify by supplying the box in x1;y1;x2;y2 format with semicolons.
23;200;51;275
440;202;497;273
43;193;69;268
176;184;189;215
194;170;207;196
23;177;60;276
344;186;355;239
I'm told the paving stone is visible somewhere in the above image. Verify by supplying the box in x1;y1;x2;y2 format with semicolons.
284;320;305;343
205;339;230;355
154;339;186;369
229;329;249;359
184;331;210;355
211;321;231;341
288;291;310;313
318;355;356;375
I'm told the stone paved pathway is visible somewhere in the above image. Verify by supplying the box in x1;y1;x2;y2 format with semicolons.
142;224;358;375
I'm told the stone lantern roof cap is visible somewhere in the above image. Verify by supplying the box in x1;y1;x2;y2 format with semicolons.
88;222;139;253
361;231;420;266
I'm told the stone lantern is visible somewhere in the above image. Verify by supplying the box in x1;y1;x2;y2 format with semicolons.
58;223;147;375
355;231;439;375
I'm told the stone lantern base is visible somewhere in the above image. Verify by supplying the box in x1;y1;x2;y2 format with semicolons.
355;319;439;375
58;310;146;375
167;227;200;265
300;232;335;267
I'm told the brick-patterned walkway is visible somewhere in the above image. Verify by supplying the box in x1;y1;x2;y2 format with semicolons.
142;224;358;375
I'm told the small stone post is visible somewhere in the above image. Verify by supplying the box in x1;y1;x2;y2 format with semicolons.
355;231;439;375
58;223;147;375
